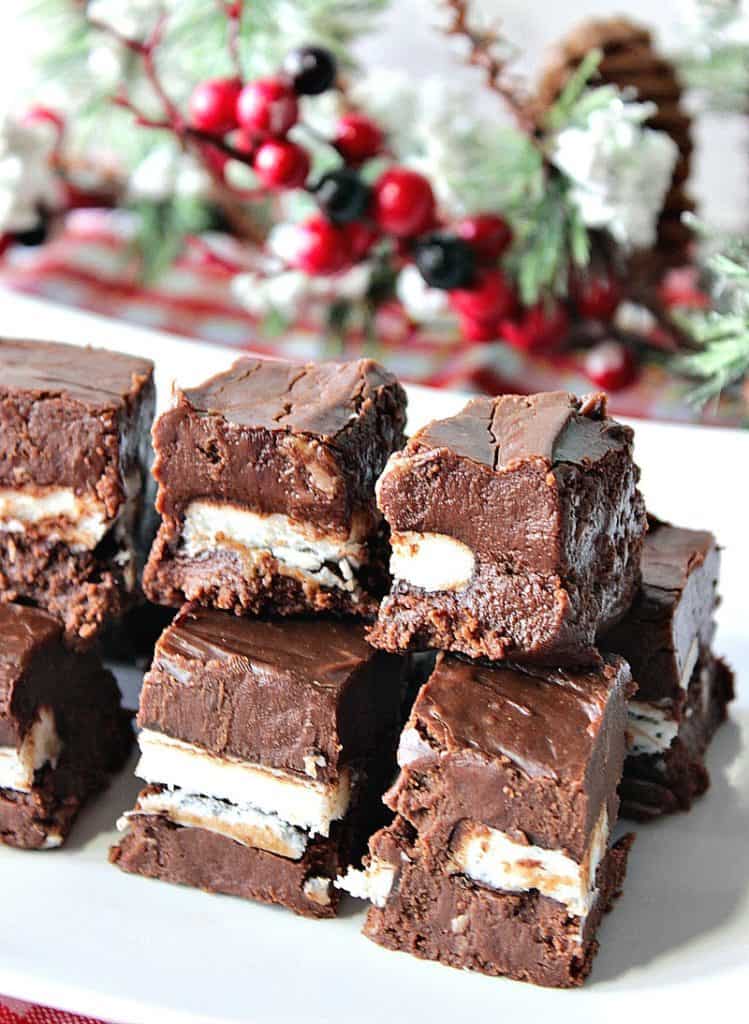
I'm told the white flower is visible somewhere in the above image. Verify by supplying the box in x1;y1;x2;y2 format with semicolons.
551;98;679;249
233;270;311;320
233;261;375;322
87;0;167;41
128;146;211;202
0;115;62;234
396;264;450;322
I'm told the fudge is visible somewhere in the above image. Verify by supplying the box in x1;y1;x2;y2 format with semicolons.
368;391;646;665
338;653;635;987
0;603;133;849
601;518;735;819
143;357;407;619
111;604;407;917
0;339;155;648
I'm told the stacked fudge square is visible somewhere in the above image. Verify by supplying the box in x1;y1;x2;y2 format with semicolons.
0;339;155;848
111;356;411;917
340;391;649;986
601;516;735;819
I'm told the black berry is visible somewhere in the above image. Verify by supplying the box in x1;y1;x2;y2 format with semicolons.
414;233;476;290
283;46;337;96
14;212;50;247
313;168;371;225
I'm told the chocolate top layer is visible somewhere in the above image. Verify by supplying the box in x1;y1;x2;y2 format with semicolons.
388;653;632;859
0;603;61;691
0;601;122;750
158;604;376;685
182;356;399;440
152;355;406;530
640;516;716;593
408;654;617;782
410;392;631;471
601;517;720;702
138;604;405;779
0;339;153;409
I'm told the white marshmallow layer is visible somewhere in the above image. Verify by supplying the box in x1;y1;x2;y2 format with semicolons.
118;787;309;859
0;708;61;793
0;469;142;552
451;806;609;919
627;701;680;756
0;488;108;550
389;531;475;593
336;858;397;908
135;730;350;837
181;500;367;593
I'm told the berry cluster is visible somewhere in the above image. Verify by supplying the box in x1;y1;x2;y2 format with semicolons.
186;49;641;388
185;47;529;338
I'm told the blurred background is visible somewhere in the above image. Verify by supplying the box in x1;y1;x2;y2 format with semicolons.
0;0;745;424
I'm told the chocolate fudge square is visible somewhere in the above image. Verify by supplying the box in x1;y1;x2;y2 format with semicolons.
0;603;133;849
143;356;407;619
0;339;155;648
355;816;633;989
601;518;735;819
368;391;646;665
111;605;407;917
338;653;634;986
618;652;734;821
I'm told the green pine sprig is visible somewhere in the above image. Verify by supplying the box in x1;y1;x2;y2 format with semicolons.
673;238;749;405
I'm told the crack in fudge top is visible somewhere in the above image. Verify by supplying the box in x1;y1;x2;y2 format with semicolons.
641;516;716;595
0;339;153;410
181;356;402;440
156;603;377;689
409;653;628;782
409;391;632;470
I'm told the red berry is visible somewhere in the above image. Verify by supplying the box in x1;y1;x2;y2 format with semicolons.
22;105;65;139
335;113;384;164
584;340;639;391
573;273;622;321
449;269;516;323
236;77;298;137
500;301;570;353
456;214;512;264
342;221;379;259
459;315;499;342
372;167;436;237
287;215;350;275
189;78;241;134
253;139;310;189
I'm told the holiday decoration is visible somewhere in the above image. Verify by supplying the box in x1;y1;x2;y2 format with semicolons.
535;17;697;270
1;0;746;414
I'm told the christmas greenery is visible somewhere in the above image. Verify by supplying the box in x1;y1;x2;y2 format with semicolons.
674;235;749;405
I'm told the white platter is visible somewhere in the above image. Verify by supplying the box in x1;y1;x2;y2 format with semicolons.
0;291;746;1024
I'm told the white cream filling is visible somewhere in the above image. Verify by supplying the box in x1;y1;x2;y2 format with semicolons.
450;805;609;919
303;876;333;907
118;787;309;859
396;726;434;768
0;708;62;793
0;468;142;554
389;531;475;593
336;857;397;908
627;701;679;756
0;488;108;550
679;636;700;692
181;500;367;594
135;730;350;837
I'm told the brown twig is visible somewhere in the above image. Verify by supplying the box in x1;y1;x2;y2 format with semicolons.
219;0;244;77
440;0;531;131
90;9;267;242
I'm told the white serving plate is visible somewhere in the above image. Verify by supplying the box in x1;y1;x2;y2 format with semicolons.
0;291;746;1024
